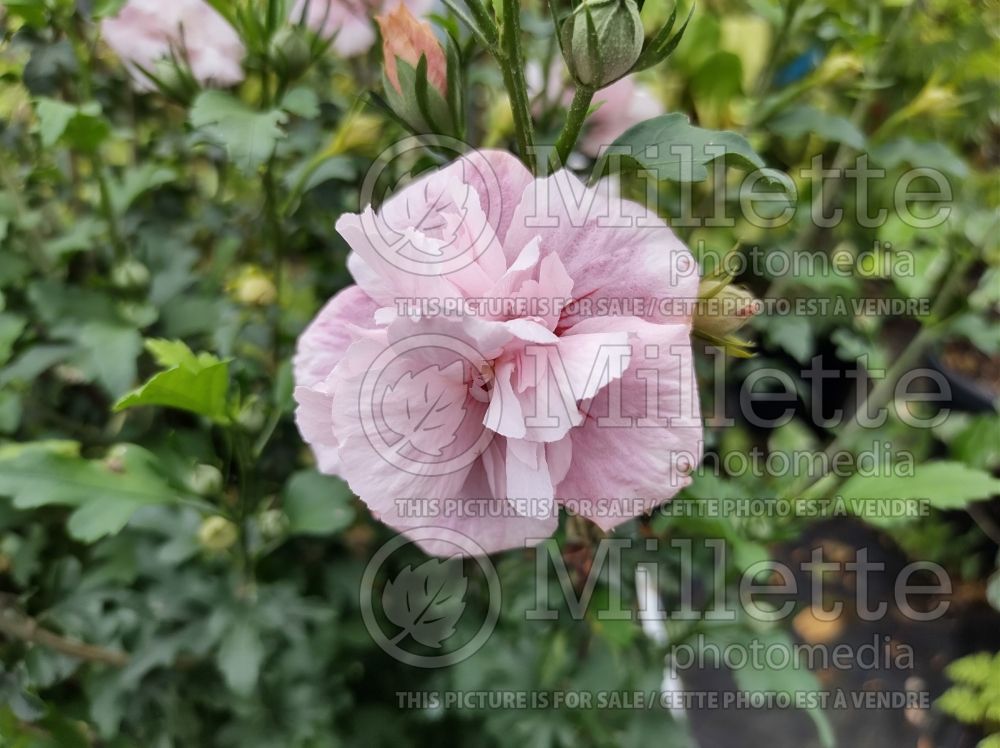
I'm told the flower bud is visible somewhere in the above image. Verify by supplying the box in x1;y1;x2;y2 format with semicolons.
111;260;151;291
560;0;644;89
258;508;289;540
228;265;277;306
269;26;313;80
377;4;447;98
187;463;224;497
693;281;761;340
198;515;238;552
375;3;461;135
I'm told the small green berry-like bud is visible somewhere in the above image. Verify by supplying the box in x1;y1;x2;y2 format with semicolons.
111;260;151;291
560;0;644;89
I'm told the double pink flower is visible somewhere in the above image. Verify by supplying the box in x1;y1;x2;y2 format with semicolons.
294;151;703;555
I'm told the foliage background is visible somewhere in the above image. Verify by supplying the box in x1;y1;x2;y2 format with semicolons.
0;0;997;746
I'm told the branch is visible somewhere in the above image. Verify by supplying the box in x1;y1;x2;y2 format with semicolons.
0;605;128;667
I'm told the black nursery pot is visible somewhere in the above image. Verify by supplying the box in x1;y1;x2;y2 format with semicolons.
925;349;999;415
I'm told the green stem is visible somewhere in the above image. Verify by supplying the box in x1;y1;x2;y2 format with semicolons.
231;430;258;596
499;0;536;172
552;85;595;170
262;159;285;367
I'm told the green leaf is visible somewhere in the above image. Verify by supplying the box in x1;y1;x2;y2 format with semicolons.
69;322;144;398
869;137;969;177
108;164;177;215
189;91;288;173
762;314;814;363
44;217;104;259
0;444;191;542
34;98;109;152
731;629;835;748
840;461;1000;523
280;87;320;119
2;0;48;26
767;104;866;149
0;313;26;366
114;339;231;423
35;98;76;147
217;619;264;696
282;470;355;536
605;112;773;183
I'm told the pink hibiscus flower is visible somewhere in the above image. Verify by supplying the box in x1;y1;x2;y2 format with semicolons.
101;0;245;90
293;0;434;57
294;150;703;556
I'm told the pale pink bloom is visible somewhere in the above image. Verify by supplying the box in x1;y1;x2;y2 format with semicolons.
101;0;245;90
294;151;702;556
578;76;665;157
293;0;434;58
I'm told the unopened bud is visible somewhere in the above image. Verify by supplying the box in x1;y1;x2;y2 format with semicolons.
270;26;313;80
375;4;460;135
560;0;644;89
197;515;238;552
377;4;447;97
228;266;277;306
187;464;224;497
694;282;761;339
111;260;151;291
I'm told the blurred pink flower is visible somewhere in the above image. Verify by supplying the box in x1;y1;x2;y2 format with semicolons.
101;0;245;90
578;76;665;157
293;151;702;556
527;65;665;159
293;0;434;58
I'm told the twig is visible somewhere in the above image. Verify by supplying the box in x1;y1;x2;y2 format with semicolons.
0;606;128;667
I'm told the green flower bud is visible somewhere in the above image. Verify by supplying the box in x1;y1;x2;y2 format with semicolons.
269;26;313;81
560;0;644;89
187;464;224;497
693;281;761;340
198;515;238;552
111;260;151;291
257;508;289;540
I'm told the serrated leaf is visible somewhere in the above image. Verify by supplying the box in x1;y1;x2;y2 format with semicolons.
382;558;468;648
114;339;230;422
282;470;355;536
605;112;774;183
0;444;190;542
840;461;1000;524
189;91;288;173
